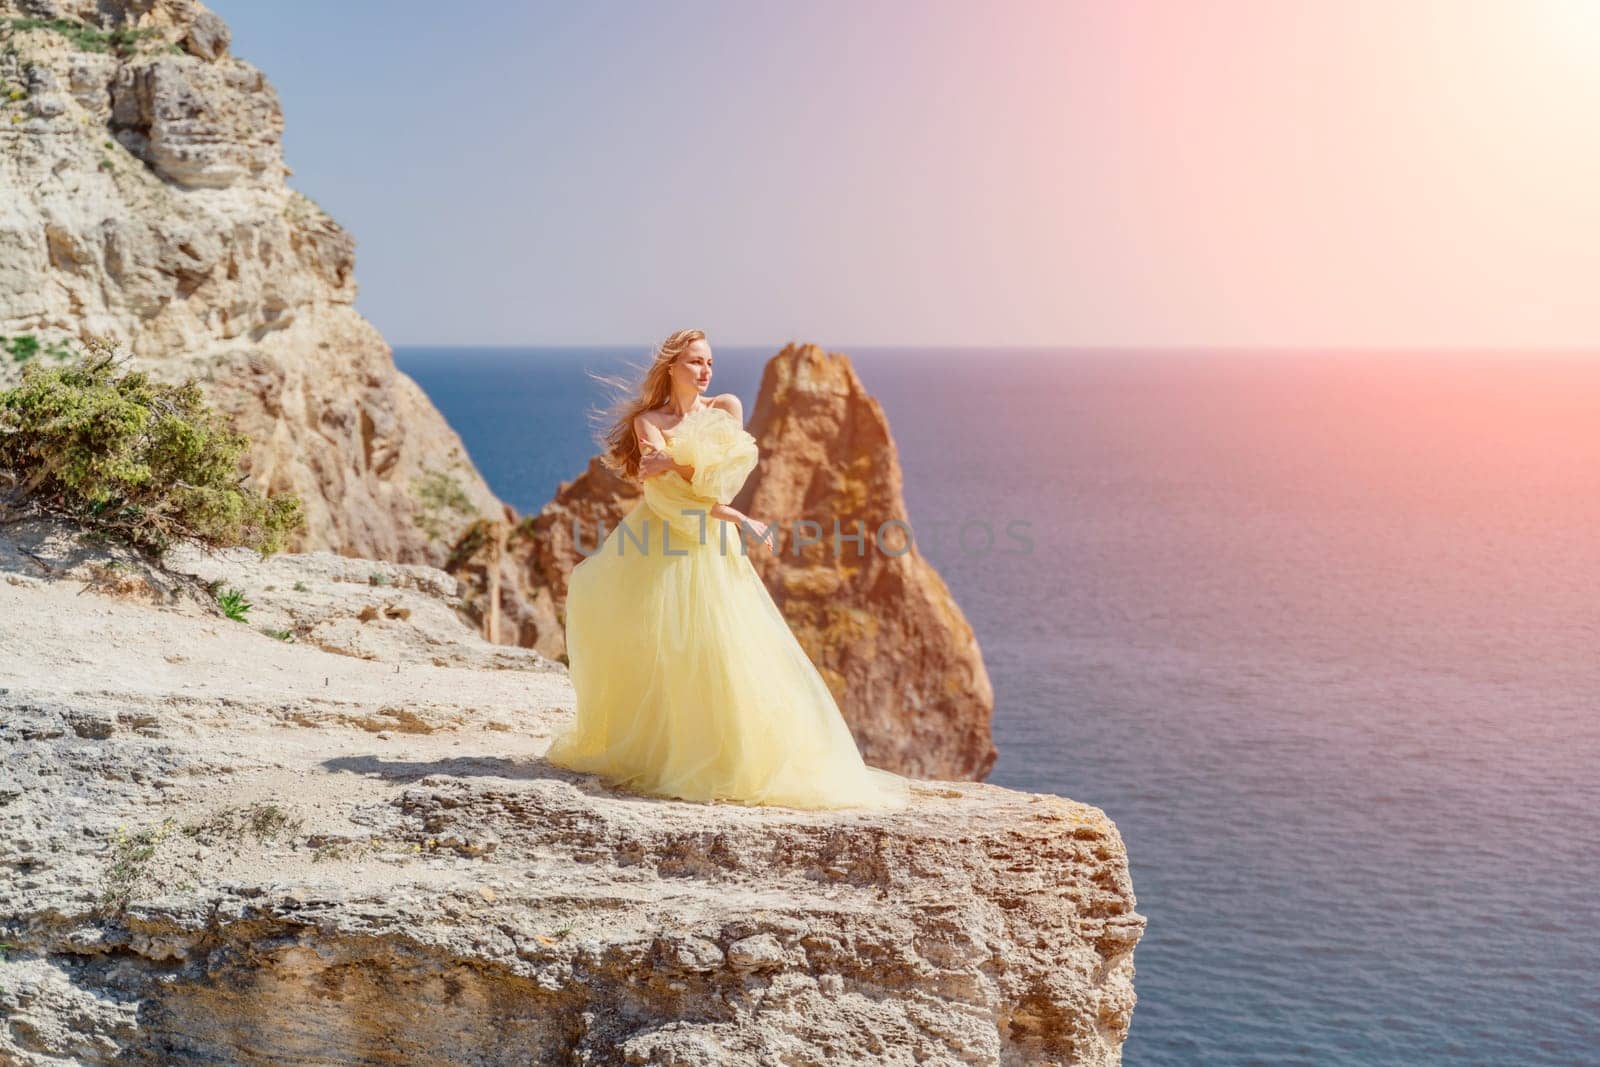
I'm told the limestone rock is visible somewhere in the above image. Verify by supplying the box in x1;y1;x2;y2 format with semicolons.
0;515;1145;1065
183;10;229;62
0;1;507;578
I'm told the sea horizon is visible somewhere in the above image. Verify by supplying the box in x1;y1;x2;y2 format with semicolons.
393;342;1600;354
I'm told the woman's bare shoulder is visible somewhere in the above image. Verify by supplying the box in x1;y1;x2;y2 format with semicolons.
710;393;744;424
633;410;669;443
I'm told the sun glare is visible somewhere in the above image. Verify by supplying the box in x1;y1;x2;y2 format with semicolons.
1538;0;1600;55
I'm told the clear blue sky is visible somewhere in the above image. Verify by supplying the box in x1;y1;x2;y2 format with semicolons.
207;0;1599;349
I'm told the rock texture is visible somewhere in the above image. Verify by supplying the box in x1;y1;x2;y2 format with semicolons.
0;515;1145;1066
0;0;503;566
734;344;996;780
509;345;997;781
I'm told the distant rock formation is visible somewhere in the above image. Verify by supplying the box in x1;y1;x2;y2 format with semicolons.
506;344;997;781
0;0;505;567
0;512;1144;1066
734;344;997;780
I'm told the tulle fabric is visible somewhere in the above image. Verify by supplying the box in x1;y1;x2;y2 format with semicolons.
544;406;912;811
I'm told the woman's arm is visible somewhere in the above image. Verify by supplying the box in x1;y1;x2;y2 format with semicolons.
639;451;693;480
633;415;695;481
709;504;774;551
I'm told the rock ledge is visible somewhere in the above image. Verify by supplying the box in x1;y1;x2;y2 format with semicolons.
0;517;1145;1065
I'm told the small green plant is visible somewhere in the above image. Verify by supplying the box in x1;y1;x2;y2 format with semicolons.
2;335;39;363
181;801;303;847
412;466;476;542
260;626;293;642
246;803;296;840
216;587;250;621
4;17;165;56
99;815;179;913
292;580;310;592
0;334;74;363
0;336;304;559
367;571;390;586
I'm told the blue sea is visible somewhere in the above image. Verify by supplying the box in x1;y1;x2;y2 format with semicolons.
395;345;1600;1066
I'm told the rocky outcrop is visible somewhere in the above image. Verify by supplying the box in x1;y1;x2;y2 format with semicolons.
509;345;997;780
0;516;1145;1066
0;1;503;567
733;344;996;780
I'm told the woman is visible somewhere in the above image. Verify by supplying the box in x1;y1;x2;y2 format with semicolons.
544;328;912;811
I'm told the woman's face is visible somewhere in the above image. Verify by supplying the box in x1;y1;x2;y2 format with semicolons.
673;340;713;394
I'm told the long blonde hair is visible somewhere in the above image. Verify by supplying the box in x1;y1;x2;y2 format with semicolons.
591;328;707;480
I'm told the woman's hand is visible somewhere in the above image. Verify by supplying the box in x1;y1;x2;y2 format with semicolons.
638;450;679;479
709;504;774;552
738;515;776;553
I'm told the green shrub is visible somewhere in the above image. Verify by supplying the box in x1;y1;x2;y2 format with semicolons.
412;466;475;541
2;334;75;363
3;17;165;56
216;587;250;621
0;338;305;560
3;335;37;362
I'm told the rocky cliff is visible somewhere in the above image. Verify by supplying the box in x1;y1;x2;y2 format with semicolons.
0;515;1145;1066
0;0;503;564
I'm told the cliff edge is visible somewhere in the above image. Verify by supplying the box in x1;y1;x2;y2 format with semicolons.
0;515;1145;1066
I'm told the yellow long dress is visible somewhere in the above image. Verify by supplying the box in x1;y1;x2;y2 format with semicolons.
544;405;913;811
